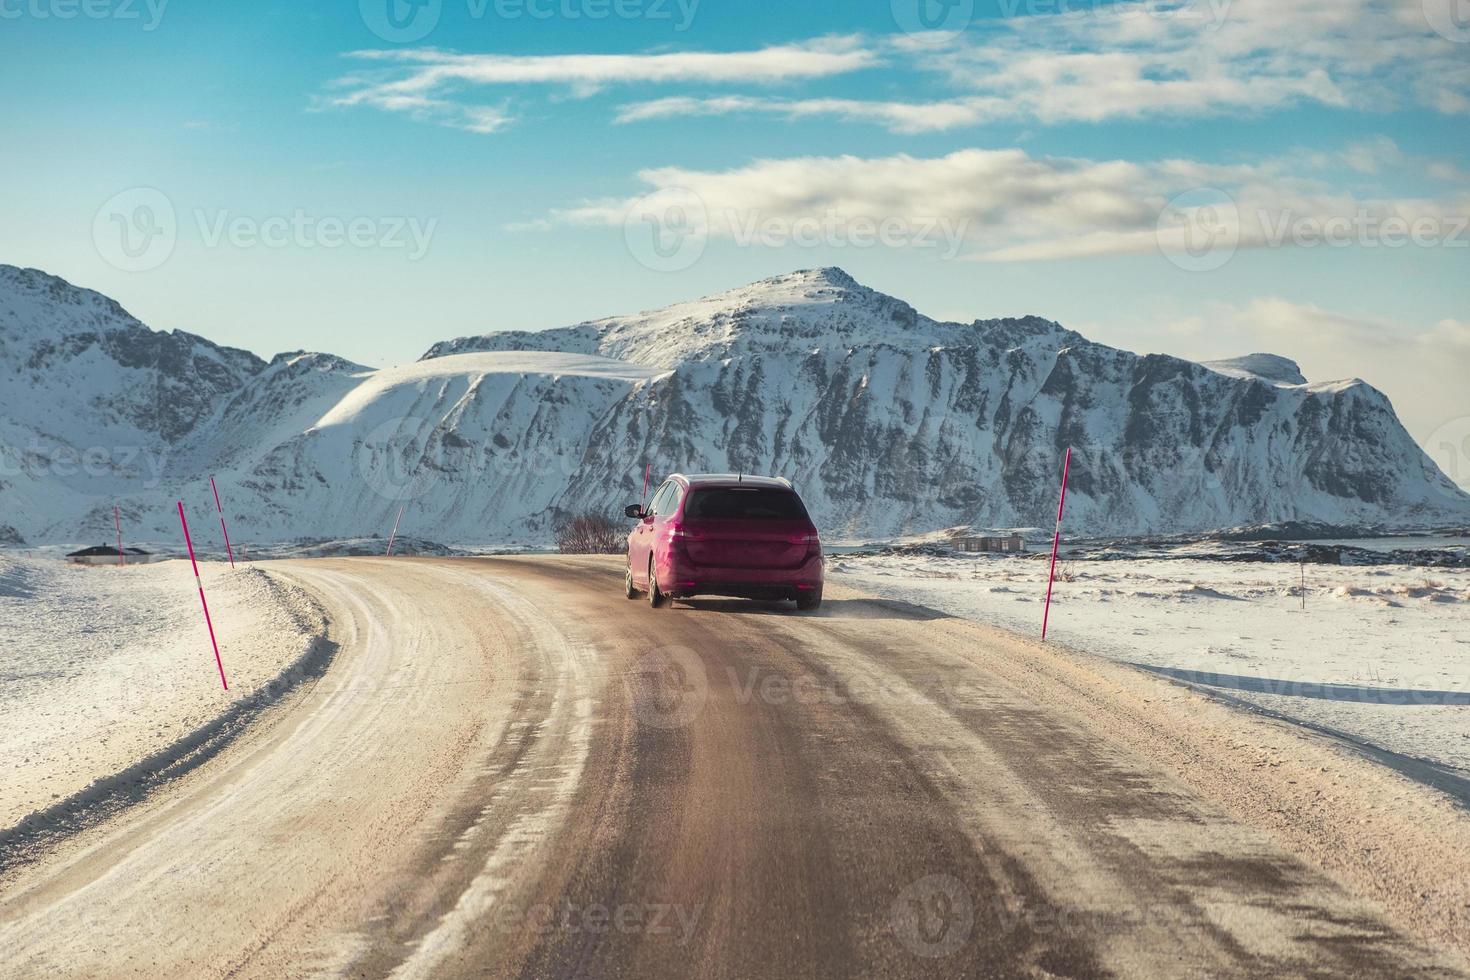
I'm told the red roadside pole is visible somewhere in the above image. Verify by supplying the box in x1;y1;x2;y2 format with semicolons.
210;476;236;569
1042;448;1073;642
641;463;652;510
115;505;125;567
178;502;229;690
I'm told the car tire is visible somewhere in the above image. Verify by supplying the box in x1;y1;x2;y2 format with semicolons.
796;588;823;612
624;565;639;599
648;560;667;608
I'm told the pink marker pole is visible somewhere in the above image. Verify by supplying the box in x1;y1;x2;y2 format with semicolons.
210;476;235;569
1041;447;1073;642
178;502;229;690
114;505;125;567
641;463;652;510
386;505;405;557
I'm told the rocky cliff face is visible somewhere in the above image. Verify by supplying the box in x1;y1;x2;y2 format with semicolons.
2;264;1465;546
423;268;1468;537
0;265;264;446
0;265;276;543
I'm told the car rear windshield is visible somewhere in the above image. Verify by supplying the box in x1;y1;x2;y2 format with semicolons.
684;487;807;521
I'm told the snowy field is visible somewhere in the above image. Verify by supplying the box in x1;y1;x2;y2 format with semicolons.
829;553;1470;772
0;555;327;831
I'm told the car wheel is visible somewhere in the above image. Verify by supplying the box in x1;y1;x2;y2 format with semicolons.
796;588;823;612
648;560;666;608
624;565;639;599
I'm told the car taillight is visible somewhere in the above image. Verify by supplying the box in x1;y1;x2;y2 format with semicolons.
668;525;704;563
794;532;822;561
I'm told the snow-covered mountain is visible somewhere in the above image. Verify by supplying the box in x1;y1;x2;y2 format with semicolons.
2;264;1466;548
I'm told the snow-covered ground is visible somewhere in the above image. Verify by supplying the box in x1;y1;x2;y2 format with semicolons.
0;555;326;831
829;553;1470;772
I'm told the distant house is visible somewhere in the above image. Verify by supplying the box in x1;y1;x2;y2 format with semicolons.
953;534;1026;554
66;545;161;566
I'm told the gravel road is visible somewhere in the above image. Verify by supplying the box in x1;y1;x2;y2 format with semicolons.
2;556;1465;978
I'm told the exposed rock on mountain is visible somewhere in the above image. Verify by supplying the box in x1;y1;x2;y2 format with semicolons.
2;264;1465;546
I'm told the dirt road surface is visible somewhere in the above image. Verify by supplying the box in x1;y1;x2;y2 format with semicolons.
2;556;1467;978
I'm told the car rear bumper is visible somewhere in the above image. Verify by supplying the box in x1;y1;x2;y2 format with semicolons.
663;555;824;600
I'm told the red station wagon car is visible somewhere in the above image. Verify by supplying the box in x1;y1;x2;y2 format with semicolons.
624;474;824;611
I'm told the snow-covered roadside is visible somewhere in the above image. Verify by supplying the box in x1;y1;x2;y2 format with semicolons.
0;555;327;831
829;554;1470;772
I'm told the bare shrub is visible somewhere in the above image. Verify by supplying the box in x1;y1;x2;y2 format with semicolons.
555;513;626;555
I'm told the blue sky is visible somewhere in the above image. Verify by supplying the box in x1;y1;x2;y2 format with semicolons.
1;0;1467;482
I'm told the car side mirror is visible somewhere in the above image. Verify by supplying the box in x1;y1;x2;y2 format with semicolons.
625;504;646;520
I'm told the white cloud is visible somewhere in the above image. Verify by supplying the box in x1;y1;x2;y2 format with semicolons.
553;148;1154;241
329;90;516;134
930;0;1466;120
326;38;878;131
545;146;1470;264
326;2;1467;133
344;38;876;86
1337;136;1406;175
612;0;1468;132
613;95;1006;133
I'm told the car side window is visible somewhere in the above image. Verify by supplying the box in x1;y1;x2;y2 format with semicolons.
657;483;684;516
651;483;675;516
